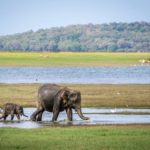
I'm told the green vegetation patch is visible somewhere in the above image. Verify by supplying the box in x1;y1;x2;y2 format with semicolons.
0;52;150;66
0;125;150;150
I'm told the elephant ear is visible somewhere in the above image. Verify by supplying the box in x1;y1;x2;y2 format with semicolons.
69;91;78;102
60;90;70;103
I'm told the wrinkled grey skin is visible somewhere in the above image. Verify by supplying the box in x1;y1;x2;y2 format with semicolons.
31;84;89;122
0;103;28;120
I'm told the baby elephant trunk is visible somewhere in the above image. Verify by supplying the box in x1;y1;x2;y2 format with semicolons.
21;113;28;117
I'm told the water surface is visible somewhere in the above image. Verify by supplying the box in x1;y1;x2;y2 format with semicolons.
0;66;150;84
0;108;150;128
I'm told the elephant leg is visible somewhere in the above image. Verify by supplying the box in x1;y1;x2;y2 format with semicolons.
66;108;73;121
52;109;60;122
16;114;20;120
30;108;44;121
36;110;44;121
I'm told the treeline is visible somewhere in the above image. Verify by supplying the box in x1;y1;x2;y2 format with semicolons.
0;22;150;52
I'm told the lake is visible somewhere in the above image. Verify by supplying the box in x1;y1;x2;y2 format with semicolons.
0;66;150;84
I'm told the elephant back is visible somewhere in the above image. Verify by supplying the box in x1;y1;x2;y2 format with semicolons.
38;84;61;92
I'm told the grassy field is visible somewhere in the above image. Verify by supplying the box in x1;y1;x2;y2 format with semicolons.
0;84;150;108
0;52;150;66
0;125;150;150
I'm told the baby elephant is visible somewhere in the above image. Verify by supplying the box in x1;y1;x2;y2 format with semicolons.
0;103;28;120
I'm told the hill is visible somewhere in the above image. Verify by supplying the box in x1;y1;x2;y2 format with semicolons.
0;22;150;52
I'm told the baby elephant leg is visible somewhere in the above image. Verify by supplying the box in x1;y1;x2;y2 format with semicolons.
16;114;20;120
0;111;8;120
11;111;14;120
11;114;14;120
0;114;7;120
0;115;4;120
3;115;8;120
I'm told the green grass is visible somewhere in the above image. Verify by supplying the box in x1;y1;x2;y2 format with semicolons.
0;52;150;66
0;125;150;150
0;84;150;108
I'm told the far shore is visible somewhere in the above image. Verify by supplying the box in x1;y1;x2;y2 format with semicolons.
0;52;150;66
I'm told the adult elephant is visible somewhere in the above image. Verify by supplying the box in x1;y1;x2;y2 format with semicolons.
0;103;28;120
30;84;89;122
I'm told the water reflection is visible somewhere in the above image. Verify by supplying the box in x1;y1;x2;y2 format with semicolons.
0;108;150;128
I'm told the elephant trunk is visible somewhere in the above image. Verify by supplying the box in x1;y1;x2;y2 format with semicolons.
75;107;89;120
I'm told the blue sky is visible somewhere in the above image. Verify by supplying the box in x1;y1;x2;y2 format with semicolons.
0;0;150;35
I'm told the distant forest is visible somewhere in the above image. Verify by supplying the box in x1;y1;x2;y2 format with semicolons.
0;22;150;52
